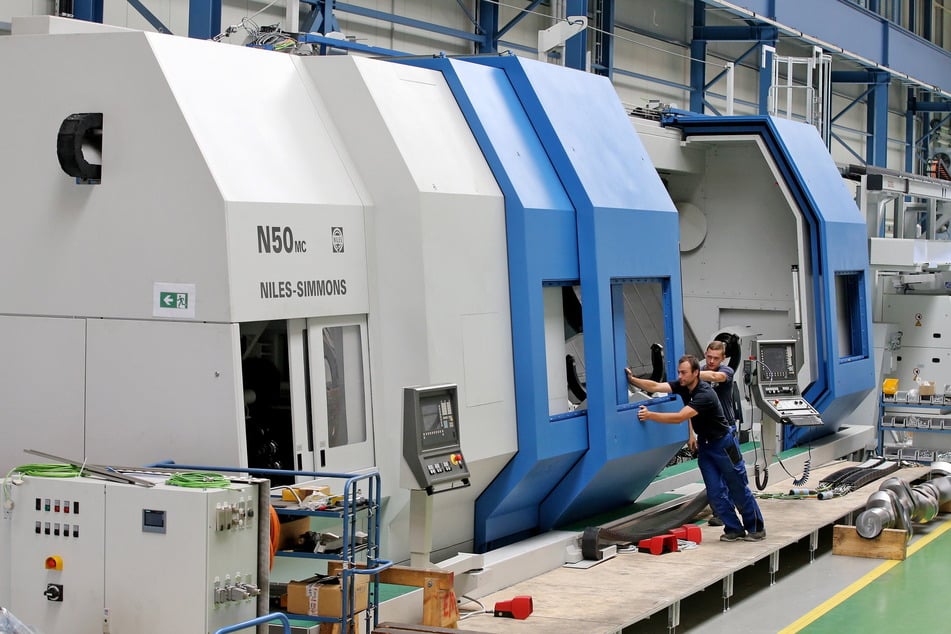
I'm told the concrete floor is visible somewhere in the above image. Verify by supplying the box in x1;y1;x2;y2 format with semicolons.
450;462;946;634
633;524;883;632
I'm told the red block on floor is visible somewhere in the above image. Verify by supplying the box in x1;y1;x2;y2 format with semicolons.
636;524;703;555
670;524;702;544
637;533;679;555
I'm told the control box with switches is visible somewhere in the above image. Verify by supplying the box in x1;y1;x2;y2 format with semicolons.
4;472;262;634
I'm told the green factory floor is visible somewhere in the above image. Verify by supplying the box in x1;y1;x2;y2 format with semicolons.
659;514;951;633
792;518;951;633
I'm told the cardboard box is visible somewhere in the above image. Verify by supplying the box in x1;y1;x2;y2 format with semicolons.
278;517;312;551
282;485;332;502
920;381;935;396
287;574;369;617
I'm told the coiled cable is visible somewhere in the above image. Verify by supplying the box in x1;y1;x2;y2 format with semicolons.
165;472;231;489
776;444;811;487
3;463;85;511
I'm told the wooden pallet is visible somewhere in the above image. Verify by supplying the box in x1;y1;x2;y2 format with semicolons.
831;524;908;560
328;562;459;628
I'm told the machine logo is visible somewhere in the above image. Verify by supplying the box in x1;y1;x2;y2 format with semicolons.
332;227;344;253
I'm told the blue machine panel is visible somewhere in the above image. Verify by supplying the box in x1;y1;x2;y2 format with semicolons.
397;56;585;550
662;113;874;447
401;55;688;547
461;55;686;537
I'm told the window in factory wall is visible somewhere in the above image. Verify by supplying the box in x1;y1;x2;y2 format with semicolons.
612;278;670;405
543;283;586;416
240;320;294;476
835;271;869;360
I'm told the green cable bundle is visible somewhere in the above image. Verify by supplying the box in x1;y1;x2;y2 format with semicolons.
165;472;231;489
10;463;84;478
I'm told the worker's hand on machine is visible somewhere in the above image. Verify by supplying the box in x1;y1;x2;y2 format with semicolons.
637;405;651;421
624;367;634;385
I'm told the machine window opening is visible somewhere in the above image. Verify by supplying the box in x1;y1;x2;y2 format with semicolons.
322;325;367;448
615;280;668;405
835;271;868;360
543;284;586;416
240;320;294;482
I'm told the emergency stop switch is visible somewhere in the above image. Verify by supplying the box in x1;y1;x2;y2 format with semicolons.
45;556;63;571
450;453;464;465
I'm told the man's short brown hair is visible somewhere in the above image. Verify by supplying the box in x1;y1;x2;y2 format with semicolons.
706;341;726;354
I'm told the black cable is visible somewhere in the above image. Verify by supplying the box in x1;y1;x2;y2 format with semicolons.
775;444;812;486
743;376;769;491
752;405;769;490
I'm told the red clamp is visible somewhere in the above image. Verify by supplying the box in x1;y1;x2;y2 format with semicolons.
636;524;703;555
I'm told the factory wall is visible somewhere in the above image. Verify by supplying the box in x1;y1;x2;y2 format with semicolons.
0;0;922;171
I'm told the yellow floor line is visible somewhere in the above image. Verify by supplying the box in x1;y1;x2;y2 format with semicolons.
778;518;951;633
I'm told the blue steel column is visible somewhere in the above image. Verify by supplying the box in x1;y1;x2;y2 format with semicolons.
905;88;917;173
592;0;614;79
188;0;221;39
692;2;776;115
476;1;498;53
689;1;706;113
564;0;588;71
866;71;890;167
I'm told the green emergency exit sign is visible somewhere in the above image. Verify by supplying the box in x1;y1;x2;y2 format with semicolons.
159;292;189;309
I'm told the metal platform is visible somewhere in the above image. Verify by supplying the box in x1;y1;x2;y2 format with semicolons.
451;461;928;634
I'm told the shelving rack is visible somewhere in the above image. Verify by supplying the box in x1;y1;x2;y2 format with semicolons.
879;396;951;463
153;463;392;634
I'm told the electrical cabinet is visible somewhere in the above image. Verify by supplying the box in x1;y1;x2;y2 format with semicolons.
4;474;261;634
879;393;951;463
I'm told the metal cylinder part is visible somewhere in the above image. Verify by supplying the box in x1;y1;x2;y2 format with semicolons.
879;477;915;517
929;462;951;478
865;490;894;511
928;475;951;505
911;486;938;524
856;506;893;539
855;474;951;541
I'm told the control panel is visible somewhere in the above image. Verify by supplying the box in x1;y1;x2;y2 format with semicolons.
5;473;260;634
751;340;824;427
402;384;470;494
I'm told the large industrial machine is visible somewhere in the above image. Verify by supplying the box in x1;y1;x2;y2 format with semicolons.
0;15;683;587
0;16;881;618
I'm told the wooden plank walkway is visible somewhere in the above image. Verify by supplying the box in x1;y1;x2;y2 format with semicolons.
455;462;928;634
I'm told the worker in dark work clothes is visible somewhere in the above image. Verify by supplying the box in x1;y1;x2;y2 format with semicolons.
695;340;737;526
628;354;765;542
